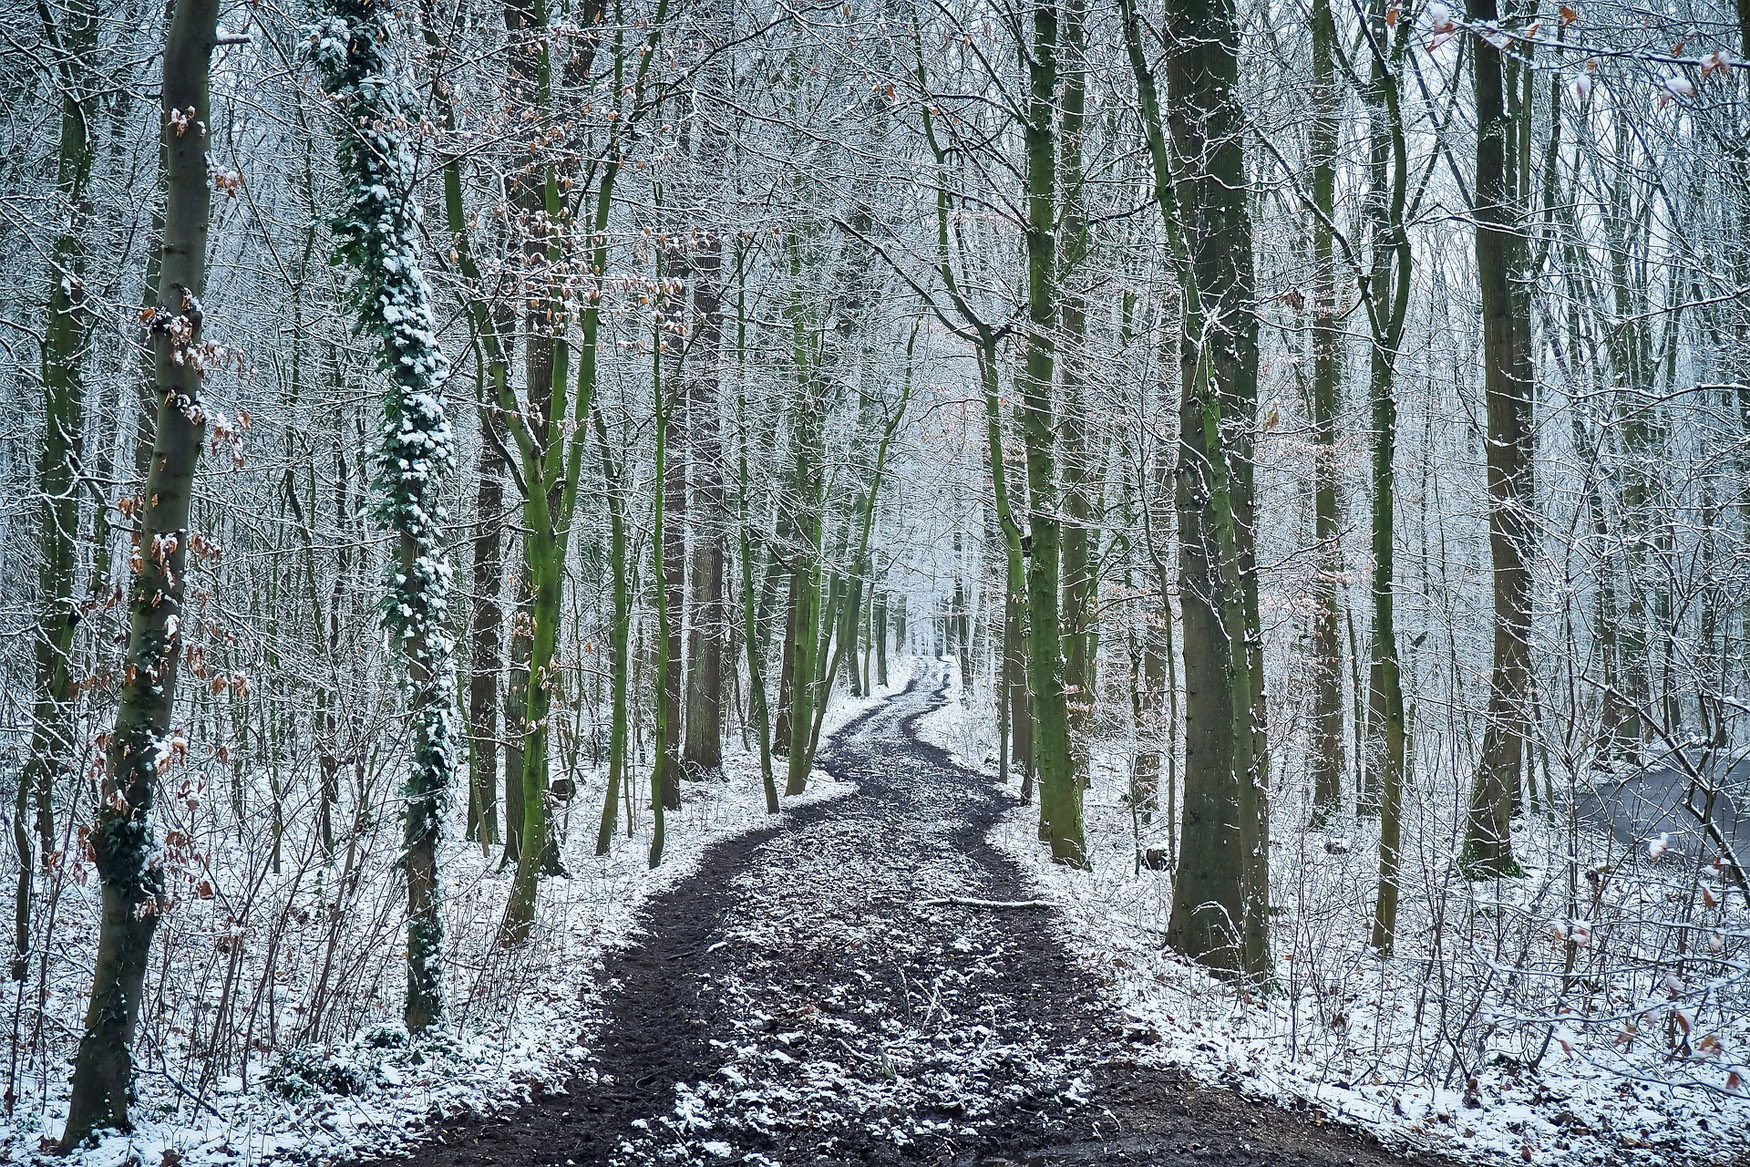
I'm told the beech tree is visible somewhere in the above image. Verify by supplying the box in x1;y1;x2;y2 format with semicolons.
7;0;1749;1137
60;0;221;1142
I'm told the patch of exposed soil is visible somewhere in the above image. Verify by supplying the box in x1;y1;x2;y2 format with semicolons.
378;666;1442;1166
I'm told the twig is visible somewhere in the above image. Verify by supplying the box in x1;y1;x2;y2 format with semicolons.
917;896;1059;910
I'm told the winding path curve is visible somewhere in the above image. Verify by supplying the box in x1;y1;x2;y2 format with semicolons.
394;666;1433;1166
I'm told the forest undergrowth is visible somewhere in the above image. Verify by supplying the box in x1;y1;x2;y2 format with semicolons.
920;668;1750;1166
0;668;906;1167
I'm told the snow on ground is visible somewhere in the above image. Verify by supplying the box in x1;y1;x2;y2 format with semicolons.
920;666;1750;1167
10;658;916;1167
602;665;1096;1165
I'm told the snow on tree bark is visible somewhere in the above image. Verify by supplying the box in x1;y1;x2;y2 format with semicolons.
307;1;459;1033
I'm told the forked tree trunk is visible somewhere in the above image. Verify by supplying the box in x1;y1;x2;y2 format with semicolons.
61;0;219;1143
1123;0;1268;977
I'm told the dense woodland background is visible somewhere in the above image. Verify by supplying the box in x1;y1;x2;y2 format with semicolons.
0;0;1748;1157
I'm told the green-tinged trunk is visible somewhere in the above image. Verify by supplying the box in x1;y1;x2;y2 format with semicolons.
594;408;633;852
1123;0;1267;977
18;0;99;981
1057;0;1096;789
783;432;824;796
61;0;219;1142
1361;0;1412;949
502;566;531;863
502;487;562;939
739;424;779;812
1021;0;1084;866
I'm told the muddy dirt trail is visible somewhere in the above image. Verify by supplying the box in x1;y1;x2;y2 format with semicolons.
396;666;1438;1166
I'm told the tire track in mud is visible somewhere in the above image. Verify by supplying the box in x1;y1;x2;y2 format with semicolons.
385;664;1437;1167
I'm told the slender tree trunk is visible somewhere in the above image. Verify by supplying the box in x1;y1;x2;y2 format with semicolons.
1461;0;1534;878
682;231;726;777
650;338;674;862
468;415;506;846
594;413;632;853
783;394;824;796
772;577;796;755
874;590;889;686
1361;0;1411;950
61;0;219;1141
1307;0;1344;826
738;392;780;812
660;323;685;809
17;0;99;982
502;566;531;863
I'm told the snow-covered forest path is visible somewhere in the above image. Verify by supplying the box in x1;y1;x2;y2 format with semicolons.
397;666;1432;1166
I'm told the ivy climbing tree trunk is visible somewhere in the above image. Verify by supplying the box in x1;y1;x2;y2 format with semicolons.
60;0;220;1142
310;0;461;1033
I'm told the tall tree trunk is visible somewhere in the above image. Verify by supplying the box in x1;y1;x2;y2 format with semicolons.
1460;0;1534;878
1022;0;1085;865
661;319;686;809
17;0;99;982
1306;0;1344;826
738;381;780;812
650;334;674;862
61;0;219;1141
1124;0;1268;977
467;415;506;846
1360;0;1411;951
1057;0;1096;789
312;0;462;1033
782;391;825;795
593;410;633;853
682;232;726;777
